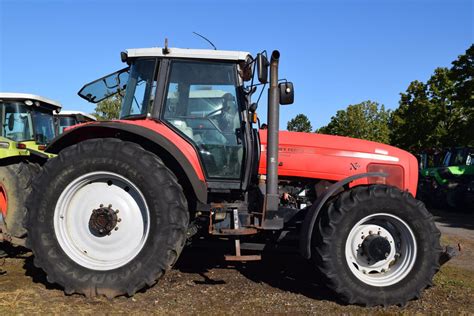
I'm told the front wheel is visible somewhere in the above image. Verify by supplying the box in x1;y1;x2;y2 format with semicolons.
312;185;441;306
26;139;189;298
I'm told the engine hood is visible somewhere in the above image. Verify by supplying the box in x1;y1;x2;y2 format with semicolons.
258;130;419;195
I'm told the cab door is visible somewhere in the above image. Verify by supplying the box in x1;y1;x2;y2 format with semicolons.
162;60;244;183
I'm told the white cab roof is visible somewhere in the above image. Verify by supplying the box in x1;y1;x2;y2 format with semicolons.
56;110;97;121
0;92;62;109
126;47;251;61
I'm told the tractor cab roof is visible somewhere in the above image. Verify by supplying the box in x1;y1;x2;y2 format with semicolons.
56;110;97;121
0;92;62;112
125;47;251;62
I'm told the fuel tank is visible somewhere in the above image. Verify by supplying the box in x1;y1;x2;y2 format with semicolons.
258;130;419;196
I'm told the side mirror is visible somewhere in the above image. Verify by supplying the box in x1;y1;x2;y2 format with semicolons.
279;82;294;105
7;114;14;131
257;53;269;84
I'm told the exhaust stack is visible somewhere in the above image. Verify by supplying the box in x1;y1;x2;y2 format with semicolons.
265;50;281;213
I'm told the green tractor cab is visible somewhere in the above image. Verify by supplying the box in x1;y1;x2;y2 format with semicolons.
0;93;62;241
55;110;96;135
0;93;61;159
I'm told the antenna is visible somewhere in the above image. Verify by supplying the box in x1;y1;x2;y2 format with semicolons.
192;32;217;50
162;38;170;54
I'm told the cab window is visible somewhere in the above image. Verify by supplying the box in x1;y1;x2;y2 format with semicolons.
163;61;243;179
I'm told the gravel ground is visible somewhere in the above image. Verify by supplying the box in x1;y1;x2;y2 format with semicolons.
0;208;472;314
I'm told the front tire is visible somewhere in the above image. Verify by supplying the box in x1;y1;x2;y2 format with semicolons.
312;185;441;306
26;139;189;298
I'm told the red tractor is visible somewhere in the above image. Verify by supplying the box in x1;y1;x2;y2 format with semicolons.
15;46;441;305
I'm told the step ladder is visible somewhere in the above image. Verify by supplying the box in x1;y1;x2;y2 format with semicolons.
224;209;261;262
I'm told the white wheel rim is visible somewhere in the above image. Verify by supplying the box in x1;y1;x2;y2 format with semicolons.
54;171;150;271
344;213;417;287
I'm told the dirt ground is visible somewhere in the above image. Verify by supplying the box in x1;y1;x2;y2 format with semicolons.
0;208;473;314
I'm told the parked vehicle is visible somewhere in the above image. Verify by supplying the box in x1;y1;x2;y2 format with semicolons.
0;93;61;240
1;47;442;306
418;147;474;210
55;110;96;134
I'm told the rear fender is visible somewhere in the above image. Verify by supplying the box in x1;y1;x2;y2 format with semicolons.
46;121;207;204
299;172;387;259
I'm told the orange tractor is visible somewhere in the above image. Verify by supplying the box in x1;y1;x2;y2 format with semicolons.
2;46;443;306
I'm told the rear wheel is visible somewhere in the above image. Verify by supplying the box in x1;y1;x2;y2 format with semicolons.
312;185;441;306
0;162;39;238
26;139;189;298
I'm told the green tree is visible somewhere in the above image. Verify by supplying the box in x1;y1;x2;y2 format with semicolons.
390;45;473;151
93;94;123;120
390;79;444;151
287;114;313;132
450;44;473;107
449;44;474;146
317;100;391;144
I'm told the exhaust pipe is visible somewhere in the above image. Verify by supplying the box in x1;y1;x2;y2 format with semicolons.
265;50;281;215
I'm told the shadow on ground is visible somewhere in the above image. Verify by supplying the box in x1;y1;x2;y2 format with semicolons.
429;207;474;231
175;241;341;303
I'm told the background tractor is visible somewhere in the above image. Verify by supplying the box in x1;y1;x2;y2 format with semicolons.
55;110;97;135
0;93;61;243
418;147;474;210
7;47;442;306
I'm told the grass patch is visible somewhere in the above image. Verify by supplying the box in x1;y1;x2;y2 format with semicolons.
434;265;474;290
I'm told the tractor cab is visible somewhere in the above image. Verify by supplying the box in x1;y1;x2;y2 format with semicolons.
55;110;97;135
77;47;288;190
0;93;61;156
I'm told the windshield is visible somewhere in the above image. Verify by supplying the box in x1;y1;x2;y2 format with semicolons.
450;148;474;166
32;110;56;144
1;102;34;142
58;116;78;134
78;68;129;103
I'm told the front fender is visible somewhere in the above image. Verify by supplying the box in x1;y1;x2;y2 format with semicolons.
299;172;387;259
47;120;208;203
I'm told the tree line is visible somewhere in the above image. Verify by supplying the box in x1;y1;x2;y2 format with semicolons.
287;45;473;151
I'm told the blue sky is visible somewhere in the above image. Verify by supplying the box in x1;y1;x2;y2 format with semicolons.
0;0;472;129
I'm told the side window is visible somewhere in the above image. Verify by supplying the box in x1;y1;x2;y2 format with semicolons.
163;61;243;180
2;103;33;142
120;59;158;118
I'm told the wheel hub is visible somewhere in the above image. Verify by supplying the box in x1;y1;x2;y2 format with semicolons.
345;214;417;287
89;204;119;237
362;235;392;262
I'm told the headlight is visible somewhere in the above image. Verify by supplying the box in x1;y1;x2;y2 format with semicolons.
367;164;404;190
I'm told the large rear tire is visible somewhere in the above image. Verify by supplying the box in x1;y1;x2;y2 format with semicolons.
312;185;441;306
26;139;189;298
0;162;39;238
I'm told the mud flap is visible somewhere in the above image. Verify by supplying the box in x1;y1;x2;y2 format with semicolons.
439;244;461;266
